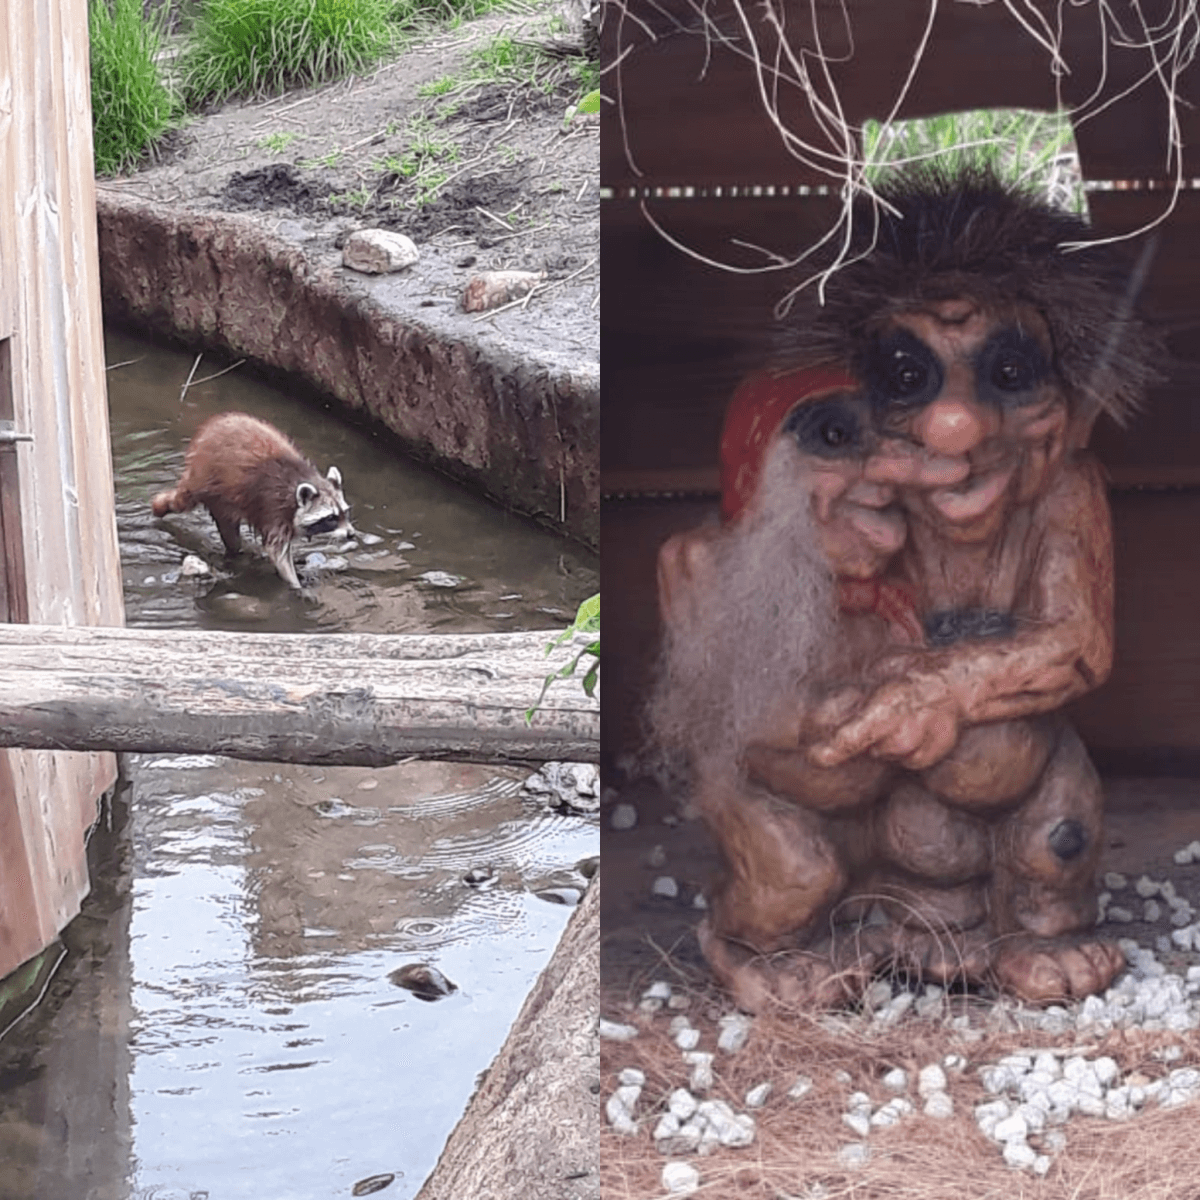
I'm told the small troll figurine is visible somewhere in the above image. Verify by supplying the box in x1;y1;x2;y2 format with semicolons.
650;166;1160;1011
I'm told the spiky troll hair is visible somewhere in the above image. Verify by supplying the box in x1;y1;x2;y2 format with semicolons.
776;165;1162;424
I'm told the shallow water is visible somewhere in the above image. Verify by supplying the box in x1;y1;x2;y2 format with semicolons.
0;334;598;1200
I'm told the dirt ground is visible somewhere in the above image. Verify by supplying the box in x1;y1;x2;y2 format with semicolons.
100;5;598;354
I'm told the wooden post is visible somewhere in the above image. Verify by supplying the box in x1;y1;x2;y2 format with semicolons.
0;625;599;765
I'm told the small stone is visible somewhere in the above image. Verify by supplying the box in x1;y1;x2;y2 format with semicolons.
1189;840;1200;861
943;1054;968;1074
1033;1155;1052;1177
980;1065;1015;1095
846;1091;872;1115
674;1027;701;1051
745;1082;773;1108
647;844;667;868
1094;1056;1120;1087
1003;1140;1037;1170
991;1113;1028;1143
684;1051;714;1092
974;1099;1011;1137
876;991;914;1025
1145;899;1164;922
618;1067;645;1088
837;1143;870;1169
717;1012;752;1053
692;893;708;910
833;1069;853;1085
668;1088;699;1121
863;980;893;1011
924;1090;954;1119
662;1161;700;1195
1174;846;1195;865
1033;1052;1062;1080
609;803;638;831
643;981;672;1002
180;553;211;578
651;875;679;899
653;1112;681;1141
1104;872;1129;890
881;1067;908;1093
342;229;419;273
869;1104;901;1128
918;1064;947;1096
598;1018;638;1042
1106;906;1134;924
788;1075;814;1099
841;1112;871;1138
1172;926;1196;950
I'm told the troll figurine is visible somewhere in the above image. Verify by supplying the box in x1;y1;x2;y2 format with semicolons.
651;168;1159;1010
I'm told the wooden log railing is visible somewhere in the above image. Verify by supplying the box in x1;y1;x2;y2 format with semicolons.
0;625;598;766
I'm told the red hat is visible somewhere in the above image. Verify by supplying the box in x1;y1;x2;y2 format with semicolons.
719;365;858;523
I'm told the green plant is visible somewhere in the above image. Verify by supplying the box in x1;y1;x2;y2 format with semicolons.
88;0;180;175
468;34;544;86
258;130;300;153
418;75;458;97
390;0;509;38
526;594;600;722
862;109;1083;212
180;0;396;106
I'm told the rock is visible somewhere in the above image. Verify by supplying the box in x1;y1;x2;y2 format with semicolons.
462;866;496;888
1104;872;1129;890
342;229;420;273
669;1088;699;1121
418;570;465;589
717;1012;752;1053
388;963;457;1001
180;553;211;577
745;1082;773;1108
841;1112;871;1138
882;1067;909;1093
788;1075;814;1099
609;802;638;830
696;1099;755;1148
837;1143;870;1168
1145;900;1163;922
662;1162;700;1195
924;1091;954;1118
651;875;679;899
918;1064;948;1096
974;1099;1011;1137
618;1067;645;1088
684;1051;715;1092
522;762;600;813
599;1018;638;1042
461;269;546;313
674;1027;700;1050
991;1113;1028;1143
352;1175;397;1197
643;981;672;1002
1106;906;1134;924
1003;1140;1037;1170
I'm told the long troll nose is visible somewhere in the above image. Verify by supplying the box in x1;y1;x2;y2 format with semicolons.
912;394;989;458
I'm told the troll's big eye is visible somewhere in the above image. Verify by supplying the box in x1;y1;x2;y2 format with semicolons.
783;397;863;458
862;329;942;411
978;327;1050;403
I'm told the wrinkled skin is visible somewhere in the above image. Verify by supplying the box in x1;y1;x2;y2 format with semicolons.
661;298;1123;1010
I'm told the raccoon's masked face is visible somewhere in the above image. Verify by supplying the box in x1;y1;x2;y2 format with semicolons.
295;466;355;540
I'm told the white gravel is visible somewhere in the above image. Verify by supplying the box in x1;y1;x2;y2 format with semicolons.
662;1161;700;1194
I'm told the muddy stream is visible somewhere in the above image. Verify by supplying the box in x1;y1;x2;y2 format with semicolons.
0;332;599;1200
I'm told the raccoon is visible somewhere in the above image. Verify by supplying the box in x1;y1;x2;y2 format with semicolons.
152;411;353;589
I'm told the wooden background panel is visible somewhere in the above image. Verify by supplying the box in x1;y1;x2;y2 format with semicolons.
602;0;1200;188
0;0;124;976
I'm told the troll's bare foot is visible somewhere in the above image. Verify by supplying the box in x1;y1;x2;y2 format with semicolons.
992;935;1124;1003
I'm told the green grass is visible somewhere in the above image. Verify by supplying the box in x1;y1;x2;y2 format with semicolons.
390;0;510;38
467;33;545;86
862;109;1084;213
88;0;180;175
180;0;397;106
378;116;460;202
258;130;300;153
417;75;458;97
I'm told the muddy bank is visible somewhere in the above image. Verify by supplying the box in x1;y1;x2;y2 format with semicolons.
97;192;598;547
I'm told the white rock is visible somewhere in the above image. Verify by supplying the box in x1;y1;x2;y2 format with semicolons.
342;228;419;273
788;1075;814;1099
918;1064;947;1096
847;1091;873;1115
745;1082;772;1109
881;1067;909;1093
838;1143;870;1168
980;1065;1015;1095
697;1099;755;1148
869;1104;901;1128
1033;1052;1062;1079
863;980;893;1011
1107;906;1134;924
647;844;667;868
662;1161;700;1195
1094;1056;1120;1086
876;991;915;1025
1104;872;1129;890
674;1027;701;1051
717;1013;752;1053
618;1067;645;1087
991;1112;1028;1143
1003;1140;1037;1170
643;981;672;1002
609;802;637;830
684;1051;714;1092
598;1018;638;1042
1136;875;1162;898
1188;839;1200;861
833;1069;853;1085
1033;1155;1052;1177
691;893;708;910
1145;899;1163;922
180;554;211;578
668;1088;699;1121
943;1053;968;1073
974;1099;1011;1137
606;1089;639;1134
924;1090;954;1118
652;875;679;899
1174;846;1195;865
1015;1102;1046;1133
654;1112;680;1141
841;1112;871;1138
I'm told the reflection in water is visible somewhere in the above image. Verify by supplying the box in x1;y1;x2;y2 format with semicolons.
0;335;598;1199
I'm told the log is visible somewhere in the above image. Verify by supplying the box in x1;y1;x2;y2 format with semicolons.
0;625;598;765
